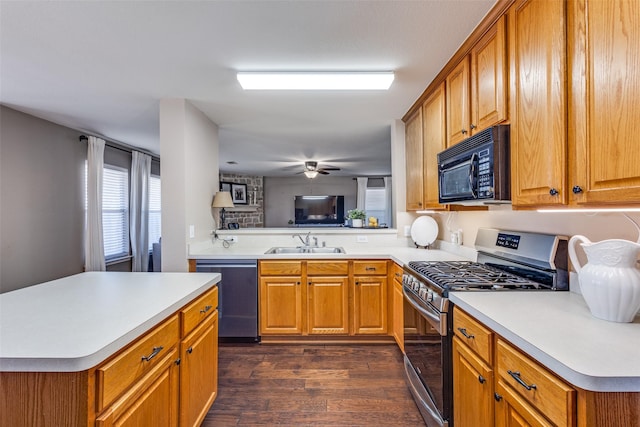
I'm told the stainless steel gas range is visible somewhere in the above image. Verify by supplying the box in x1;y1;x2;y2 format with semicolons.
402;228;569;427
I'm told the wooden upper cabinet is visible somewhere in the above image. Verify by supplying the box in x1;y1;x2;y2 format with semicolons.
422;82;447;209
405;107;424;210
471;15;508;134
509;0;567;207
569;0;640;205
446;57;471;146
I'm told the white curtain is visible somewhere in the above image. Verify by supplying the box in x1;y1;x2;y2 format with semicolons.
130;151;151;272
85;136;106;271
356;177;368;210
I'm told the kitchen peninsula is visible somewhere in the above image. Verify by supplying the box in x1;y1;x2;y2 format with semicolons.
192;229;640;426
0;272;220;427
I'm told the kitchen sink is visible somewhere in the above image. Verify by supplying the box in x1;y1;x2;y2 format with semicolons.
264;246;345;254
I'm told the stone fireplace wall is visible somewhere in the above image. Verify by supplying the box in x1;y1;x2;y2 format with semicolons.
219;173;264;228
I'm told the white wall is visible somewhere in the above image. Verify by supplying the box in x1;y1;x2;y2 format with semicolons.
264;176;357;227
0;106;86;292
391;119;414;237
160;99;219;271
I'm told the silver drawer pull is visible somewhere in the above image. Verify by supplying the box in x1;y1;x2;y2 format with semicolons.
141;346;164;362
457;327;475;339
365;267;376;271
200;305;213;314
507;370;537;391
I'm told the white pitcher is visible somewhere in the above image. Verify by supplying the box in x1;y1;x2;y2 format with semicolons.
569;235;640;323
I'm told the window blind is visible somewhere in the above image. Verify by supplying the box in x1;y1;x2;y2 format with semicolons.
102;166;129;260
148;175;161;251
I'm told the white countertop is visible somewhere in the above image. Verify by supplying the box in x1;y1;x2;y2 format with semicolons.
188;240;475;266
0;272;220;372
450;292;640;392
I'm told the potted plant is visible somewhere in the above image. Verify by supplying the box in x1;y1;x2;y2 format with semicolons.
346;209;366;228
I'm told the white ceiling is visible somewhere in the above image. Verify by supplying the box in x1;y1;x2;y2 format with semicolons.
0;0;496;177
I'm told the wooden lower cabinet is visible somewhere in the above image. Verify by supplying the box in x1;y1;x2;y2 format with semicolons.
96;348;180;427
259;260;389;337
307;276;349;334
392;263;404;350
179;313;218;427
452;336;494;427
454;307;640;427
353;274;387;335
495;379;553;427
259;275;303;334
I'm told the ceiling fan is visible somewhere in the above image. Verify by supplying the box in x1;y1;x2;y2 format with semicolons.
298;161;341;178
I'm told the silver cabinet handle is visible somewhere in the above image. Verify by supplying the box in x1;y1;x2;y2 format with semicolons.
141;346;164;362
457;327;475;339
366;267;376;271
507;370;537;391
200;305;213;314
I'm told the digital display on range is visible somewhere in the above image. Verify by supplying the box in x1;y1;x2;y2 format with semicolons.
496;233;521;250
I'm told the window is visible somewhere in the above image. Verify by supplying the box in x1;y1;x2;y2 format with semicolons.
102;166;130;260
365;178;391;226
148;175;161;250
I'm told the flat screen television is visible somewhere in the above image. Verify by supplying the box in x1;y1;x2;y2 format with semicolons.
294;195;345;226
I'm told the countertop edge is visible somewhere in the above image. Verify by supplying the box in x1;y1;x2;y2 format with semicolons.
0;275;220;373
449;294;640;392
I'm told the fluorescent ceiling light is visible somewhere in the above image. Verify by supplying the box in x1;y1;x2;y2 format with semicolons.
302;195;327;199
537;208;640;213
237;72;394;90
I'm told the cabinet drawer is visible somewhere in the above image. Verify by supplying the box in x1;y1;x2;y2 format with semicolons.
181;285;218;336
453;307;493;365
260;261;302;276
496;339;575;426
307;260;349;276
353;260;388;275
96;315;180;412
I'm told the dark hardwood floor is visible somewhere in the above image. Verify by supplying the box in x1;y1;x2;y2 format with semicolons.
203;343;425;426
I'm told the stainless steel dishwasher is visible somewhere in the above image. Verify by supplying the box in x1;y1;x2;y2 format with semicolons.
195;259;259;342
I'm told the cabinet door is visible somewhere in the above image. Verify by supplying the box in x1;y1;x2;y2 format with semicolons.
570;0;640;204
259;276;303;334
307;276;349;335
471;15;507;133
446;56;471;146
96;348;179;427
422;82;447;209
509;0;567;206
495;380;554;427
452;337;494;427
393;275;404;351
180;313;218;427
405;107;424;210
353;276;387;335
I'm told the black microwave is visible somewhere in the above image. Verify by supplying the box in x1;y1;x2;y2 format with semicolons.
437;125;511;205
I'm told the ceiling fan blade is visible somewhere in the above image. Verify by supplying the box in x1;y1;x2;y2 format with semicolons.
318;170;330;175
320;167;341;171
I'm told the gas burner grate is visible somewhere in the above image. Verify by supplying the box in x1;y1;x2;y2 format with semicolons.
407;261;541;290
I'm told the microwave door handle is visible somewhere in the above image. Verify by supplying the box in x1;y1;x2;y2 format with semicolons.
469;153;478;199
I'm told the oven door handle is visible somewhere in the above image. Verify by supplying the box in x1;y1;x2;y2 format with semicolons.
403;287;447;336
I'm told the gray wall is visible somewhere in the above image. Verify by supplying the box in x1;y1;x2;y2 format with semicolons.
264;176;357;227
1;106;86;293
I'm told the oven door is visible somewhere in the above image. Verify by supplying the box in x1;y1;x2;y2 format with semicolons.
403;287;451;427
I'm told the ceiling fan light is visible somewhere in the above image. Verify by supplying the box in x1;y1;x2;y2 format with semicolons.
304;170;319;179
237;72;394;90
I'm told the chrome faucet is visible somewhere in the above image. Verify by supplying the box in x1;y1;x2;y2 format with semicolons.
293;232;311;246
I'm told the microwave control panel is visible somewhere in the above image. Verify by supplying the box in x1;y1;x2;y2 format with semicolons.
476;147;493;197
